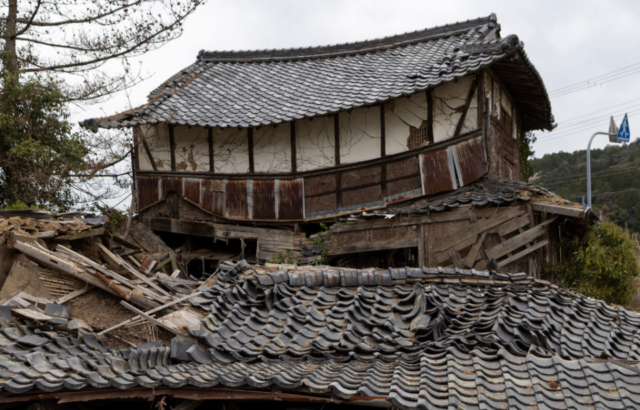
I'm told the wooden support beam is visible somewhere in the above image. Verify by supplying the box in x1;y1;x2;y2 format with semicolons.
463;231;487;268
141;138;157;171
168;124;176;171
290;122;297;173
497;239;549;269
531;202;588;219
121;301;181;336
453;77;478;138
426;89;434;143
56;227;105;241
248;127;255;173
334;113;340;165
208;127;214;172
418;224;425;267
56;287;91;304
331;208;471;233
380;104;386;157
485;217;557;260
329;239;418;255
477;71;485;130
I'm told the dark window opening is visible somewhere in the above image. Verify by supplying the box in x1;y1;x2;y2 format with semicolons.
329;247;419;269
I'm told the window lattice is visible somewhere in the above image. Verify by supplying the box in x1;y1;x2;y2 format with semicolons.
407;121;431;149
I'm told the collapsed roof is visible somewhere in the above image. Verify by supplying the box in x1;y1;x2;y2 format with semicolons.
1;263;640;409
83;14;554;133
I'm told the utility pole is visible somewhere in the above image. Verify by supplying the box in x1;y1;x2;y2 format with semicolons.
586;132;616;208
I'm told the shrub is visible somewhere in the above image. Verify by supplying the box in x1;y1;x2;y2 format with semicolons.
556;221;640;306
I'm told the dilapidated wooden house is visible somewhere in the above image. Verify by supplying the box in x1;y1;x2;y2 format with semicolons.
84;14;591;277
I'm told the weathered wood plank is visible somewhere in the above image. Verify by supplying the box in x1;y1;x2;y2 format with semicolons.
435;235;477;265
56;287;91;304
331;209;471;233
531;203;587;218
328;239;419;255
56;228;105;241
497;239;549;268
494;214;530;237
485;218;557;260
434;207;524;252
463;231;487;268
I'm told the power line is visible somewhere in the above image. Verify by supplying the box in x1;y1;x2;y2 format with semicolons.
535;112;640;143
540;168;640;187
568;188;640;200
549;61;640;97
536;165;640;184
547;45;640;77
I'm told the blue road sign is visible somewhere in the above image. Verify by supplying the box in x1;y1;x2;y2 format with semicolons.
618;113;630;143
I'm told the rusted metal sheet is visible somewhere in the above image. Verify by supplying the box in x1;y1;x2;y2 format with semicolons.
225;180;248;219
201;179;225;216
183;178;201;205
252;180;276;220
452;136;488;186
136;176;159;210
420;148;457;196
278;178;304;220
161;176;183;199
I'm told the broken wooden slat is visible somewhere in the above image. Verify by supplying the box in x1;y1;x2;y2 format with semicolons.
120;301;181;336
485;217;557;261
494;214;530;237
435;235;477;265
434;207;524;253
328;239;419;256
56;287;91;304
530;202;587;218
56;228;106;241
497;239;549;268
463;231;487;268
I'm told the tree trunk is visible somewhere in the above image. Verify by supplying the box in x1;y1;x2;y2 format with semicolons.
4;0;18;77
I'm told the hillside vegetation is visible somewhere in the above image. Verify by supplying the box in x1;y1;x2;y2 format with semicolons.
532;138;640;232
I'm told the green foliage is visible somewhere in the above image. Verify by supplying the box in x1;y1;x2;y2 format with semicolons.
519;130;537;181
103;207;128;235
532;138;640;233
313;222;336;265
0;71;87;210
267;250;299;265
0;201;39;210
556;221;640;306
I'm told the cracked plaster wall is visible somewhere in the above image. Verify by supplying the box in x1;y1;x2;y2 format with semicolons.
385;93;429;155
296;117;335;171
212;127;250;173
174;125;209;172
254;123;291;173
433;76;478;143
138;125;172;171
339;107;381;164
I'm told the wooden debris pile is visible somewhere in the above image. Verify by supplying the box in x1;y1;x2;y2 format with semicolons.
0;210;216;348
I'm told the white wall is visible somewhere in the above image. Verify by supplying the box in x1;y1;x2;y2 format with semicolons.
138;125;172;171
173;125;209;172
339;106;381;164
296;117;335;171
212;127;250;173
433;76;479;142
385;93;429;155
254;123;292;173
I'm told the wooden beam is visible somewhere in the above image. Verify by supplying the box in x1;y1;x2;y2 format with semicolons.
531;202;587;219
418;224;425;266
56;227;105;241
328;239;418;255
121;301;181;336
463;231;487;268
248;127;255;173
290;122;297;173
485;217;557;260
208;127;214;172
334;113;340;165
477;71;485;131
380;104;386;157
141;138;157;171
436;235;477;265
168;124;176;171
330;208;471;233
426;89;434;144
453;77;478;138
56;287;91;304
497;239;549;269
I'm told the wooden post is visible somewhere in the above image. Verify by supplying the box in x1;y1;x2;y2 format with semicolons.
477;71;485;131
168;124;176;171
290;122;297;173
380;104;386;157
426;90;434;144
418;224;425;267
453;77;478;138
334;113;340;165
248;128;255;173
208;127;214;172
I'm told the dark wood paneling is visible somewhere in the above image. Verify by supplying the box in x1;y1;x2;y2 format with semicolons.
305;193;336;214
342;185;382;208
386;157;420;180
201;179;225;216
137;176;159;210
386;176;422;197
161;176;183;198
278;179;304;220
226;180;248;219
252;180;276;220
421;148;455;195
341;165;381;189
305;173;336;197
183;178;201;205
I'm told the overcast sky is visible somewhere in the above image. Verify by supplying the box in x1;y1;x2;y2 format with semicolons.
76;0;640;159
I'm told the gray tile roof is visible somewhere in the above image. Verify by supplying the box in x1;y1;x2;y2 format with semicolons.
1;267;639;409
84;14;554;132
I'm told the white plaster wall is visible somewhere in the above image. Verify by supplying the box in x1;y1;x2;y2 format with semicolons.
492;79;501;121
433;76;478;143
460;89;478;135
173;125;209;172
254;123;291;173
295;117;335;171
339;107;381;164
212;127;250;173
501;89;513;118
385;93;429;155
138;124;172;170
